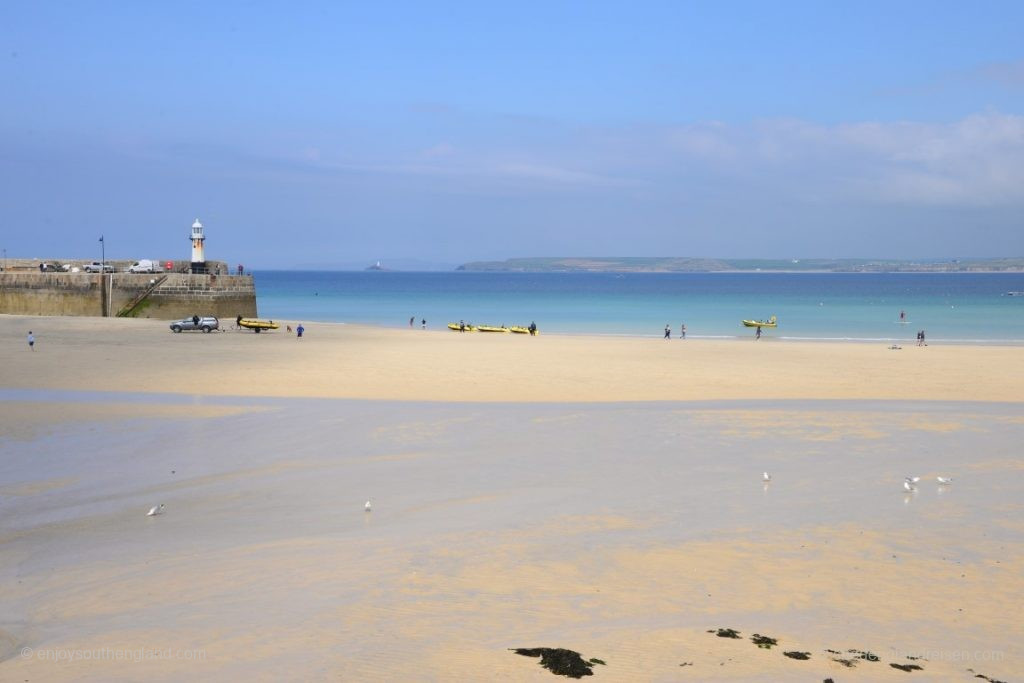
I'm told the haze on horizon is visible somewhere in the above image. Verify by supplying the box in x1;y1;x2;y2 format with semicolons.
2;1;1023;269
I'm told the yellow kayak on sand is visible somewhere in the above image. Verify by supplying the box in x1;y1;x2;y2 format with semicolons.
239;318;280;332
447;322;478;332
742;315;777;328
477;325;510;333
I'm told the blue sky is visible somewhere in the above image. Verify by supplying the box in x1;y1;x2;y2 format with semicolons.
2;1;1023;268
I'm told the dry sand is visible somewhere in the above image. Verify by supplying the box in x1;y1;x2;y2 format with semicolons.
0;314;1021;402
0;315;1022;681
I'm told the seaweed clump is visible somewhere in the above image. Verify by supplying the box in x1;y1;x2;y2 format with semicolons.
750;633;777;649
783;651;811;660
714;628;741;639
512;648;596;678
890;662;924;672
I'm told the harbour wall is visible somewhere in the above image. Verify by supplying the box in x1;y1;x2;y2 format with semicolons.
0;271;258;319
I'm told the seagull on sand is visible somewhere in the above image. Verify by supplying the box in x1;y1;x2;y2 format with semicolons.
936;476;953;485
364;500;372;512
763;472;772;482
905;476;920;484
146;504;165;516
903;481;917;493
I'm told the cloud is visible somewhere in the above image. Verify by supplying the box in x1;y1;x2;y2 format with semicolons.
664;112;1024;205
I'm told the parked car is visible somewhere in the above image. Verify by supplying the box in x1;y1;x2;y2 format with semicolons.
83;261;115;273
169;316;220;333
127;259;157;273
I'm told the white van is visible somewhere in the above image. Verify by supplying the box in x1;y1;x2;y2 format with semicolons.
127;259;156;273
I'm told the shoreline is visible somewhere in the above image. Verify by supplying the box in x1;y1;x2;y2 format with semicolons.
2;314;1022;403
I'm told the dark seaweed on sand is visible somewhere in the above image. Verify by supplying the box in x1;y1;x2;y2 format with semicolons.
512;648;596;678
890;662;924;672
783;651;811;660
714;628;741;639
968;670;1008;683
750;633;777;649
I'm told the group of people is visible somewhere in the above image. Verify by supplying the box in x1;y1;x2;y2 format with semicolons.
409;317;426;329
916;330;927;346
664;323;687;339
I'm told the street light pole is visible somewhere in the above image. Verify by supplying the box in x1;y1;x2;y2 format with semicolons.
99;235;107;316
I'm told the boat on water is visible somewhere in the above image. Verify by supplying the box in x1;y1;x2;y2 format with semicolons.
238;318;280;332
742;315;777;328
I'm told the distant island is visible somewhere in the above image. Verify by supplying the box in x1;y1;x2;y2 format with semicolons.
456;257;1024;273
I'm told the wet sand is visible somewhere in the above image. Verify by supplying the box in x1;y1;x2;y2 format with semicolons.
0;315;1022;681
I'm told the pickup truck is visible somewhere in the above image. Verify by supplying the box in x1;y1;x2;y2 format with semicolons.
83;261;115;273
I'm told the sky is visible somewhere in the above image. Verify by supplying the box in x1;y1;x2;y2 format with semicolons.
2;1;1023;268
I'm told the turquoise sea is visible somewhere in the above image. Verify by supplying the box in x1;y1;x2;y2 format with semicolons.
254;271;1024;343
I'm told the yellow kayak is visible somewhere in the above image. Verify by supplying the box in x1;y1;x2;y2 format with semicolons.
509;326;530;334
447;322;478;332
742;315;777;328
239;318;280;333
477;325;510;333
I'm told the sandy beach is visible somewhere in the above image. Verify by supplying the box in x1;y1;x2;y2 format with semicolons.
1;315;1022;681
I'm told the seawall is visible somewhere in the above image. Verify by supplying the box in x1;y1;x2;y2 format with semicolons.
0;272;258;319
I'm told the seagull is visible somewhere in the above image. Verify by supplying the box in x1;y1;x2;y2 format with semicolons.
936;476;953;485
364;500;372;512
763;472;772;482
903;481;917;493
146;504;165;516
905;476;920;484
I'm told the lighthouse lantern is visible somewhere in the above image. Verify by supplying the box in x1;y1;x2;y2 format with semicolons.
190;218;207;273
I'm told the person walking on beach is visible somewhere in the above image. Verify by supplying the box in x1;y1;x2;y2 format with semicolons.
664;325;671;339
27;331;34;351
755;326;762;340
529;321;537;336
296;323;304;339
421;318;426;329
917;330;926;346
409;316;414;328
680;322;686;339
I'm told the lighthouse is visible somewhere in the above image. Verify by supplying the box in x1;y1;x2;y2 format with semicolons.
189;218;207;273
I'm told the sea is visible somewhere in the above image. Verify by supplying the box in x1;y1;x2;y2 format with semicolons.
254;271;1024;344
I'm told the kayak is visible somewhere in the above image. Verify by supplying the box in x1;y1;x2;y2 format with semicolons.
742;315;777;328
239;318;280;333
477;325;510;333
447;322;478;332
509;326;530;334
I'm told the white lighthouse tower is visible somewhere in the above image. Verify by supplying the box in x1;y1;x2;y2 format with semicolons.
190;218;207;273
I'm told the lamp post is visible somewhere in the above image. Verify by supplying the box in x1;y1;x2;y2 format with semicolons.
99;235;106;316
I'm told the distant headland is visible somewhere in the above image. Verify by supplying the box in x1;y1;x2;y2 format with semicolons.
456;257;1024;273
